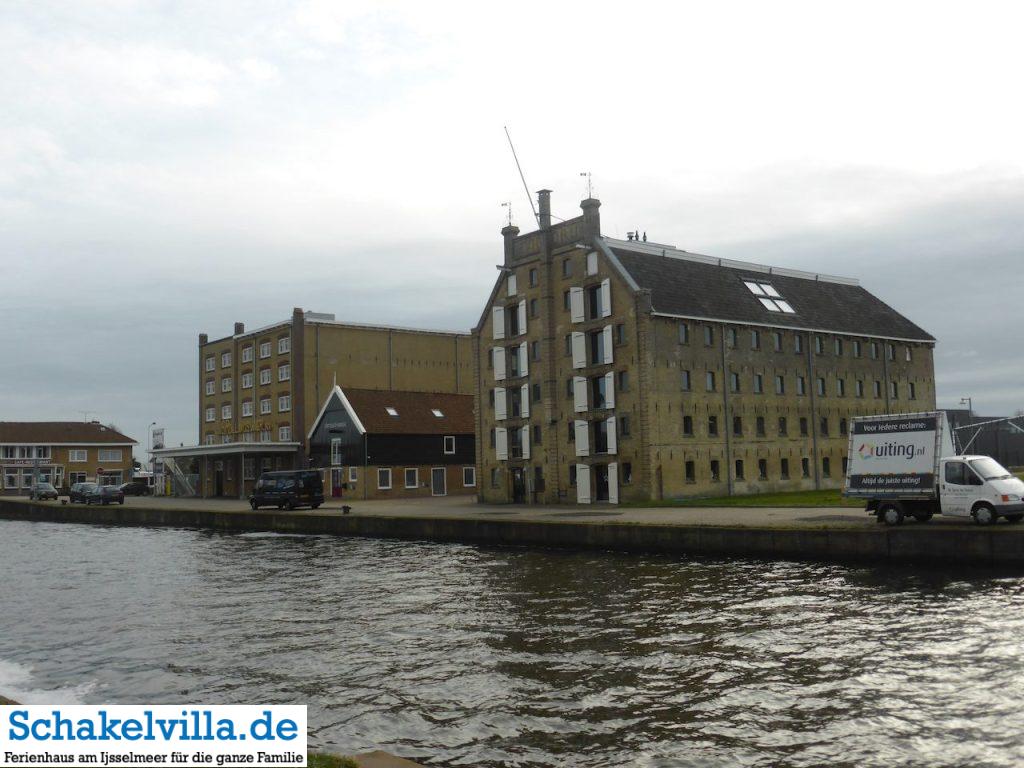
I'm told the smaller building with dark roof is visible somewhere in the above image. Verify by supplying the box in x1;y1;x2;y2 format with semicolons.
0;421;137;494
307;387;476;500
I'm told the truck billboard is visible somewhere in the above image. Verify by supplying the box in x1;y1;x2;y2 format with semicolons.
846;414;943;495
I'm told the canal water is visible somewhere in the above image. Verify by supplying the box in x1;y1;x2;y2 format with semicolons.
2;520;1024;767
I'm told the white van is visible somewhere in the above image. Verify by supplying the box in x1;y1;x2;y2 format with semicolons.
844;412;1024;525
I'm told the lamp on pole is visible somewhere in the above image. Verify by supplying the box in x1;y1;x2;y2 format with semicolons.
959;397;973;418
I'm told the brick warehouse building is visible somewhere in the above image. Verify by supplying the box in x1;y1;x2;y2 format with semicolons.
1;421;136;494
473;192;936;504
154;309;472;498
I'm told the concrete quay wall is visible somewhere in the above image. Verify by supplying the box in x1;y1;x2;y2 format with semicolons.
3;499;1023;566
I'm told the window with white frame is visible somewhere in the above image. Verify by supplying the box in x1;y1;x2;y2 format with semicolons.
242;430;252;443
205;407;216;422
463;466;476;487
260;398;271;415
278;364;290;382
259;341;271;358
242;401;253;417
444;436;456;454
0;447;14;459
241;372;253;389
330;439;342;465
742;280;796;313
404;468;418;488
205;435;216;445
278;395;291;412
279;425;291;441
221;377;232;393
278;336;291;354
377;468;392;490
205;380;215;396
242;346;253;363
222;404;232;420
36;446;50;459
222;435;232;444
349;467;358;483
260;368;271;385
98;449;123;462
260;429;271;443
69;449;87;463
205;356;215;372
221;351;232;367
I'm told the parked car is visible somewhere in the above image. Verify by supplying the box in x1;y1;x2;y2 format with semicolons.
85;485;125;505
249;470;324;510
28;482;58;501
120;481;152;496
69;482;98;503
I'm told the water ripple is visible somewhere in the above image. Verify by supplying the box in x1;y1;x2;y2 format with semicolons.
2;520;1024;767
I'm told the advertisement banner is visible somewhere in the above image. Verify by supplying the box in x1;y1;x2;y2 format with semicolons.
848;415;938;494
151;429;165;451
0;705;306;767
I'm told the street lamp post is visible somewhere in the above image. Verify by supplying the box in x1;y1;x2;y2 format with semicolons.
959;397;973;418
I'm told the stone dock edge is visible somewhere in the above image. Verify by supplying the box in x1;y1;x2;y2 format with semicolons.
4;499;1024;566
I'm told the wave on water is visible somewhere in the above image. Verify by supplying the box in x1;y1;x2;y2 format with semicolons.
234;532;328;539
0;658;94;704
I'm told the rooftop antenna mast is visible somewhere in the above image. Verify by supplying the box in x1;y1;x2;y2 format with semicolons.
580;171;592;198
501;201;513;227
503;126;539;227
78;410;93;422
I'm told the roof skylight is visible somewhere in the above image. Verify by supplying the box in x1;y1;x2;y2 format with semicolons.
744;280;796;314
385;407;399;417
431;409;444;418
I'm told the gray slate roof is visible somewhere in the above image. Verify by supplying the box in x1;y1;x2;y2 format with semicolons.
607;242;934;342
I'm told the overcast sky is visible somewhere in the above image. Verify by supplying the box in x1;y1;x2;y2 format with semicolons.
2;1;1023;456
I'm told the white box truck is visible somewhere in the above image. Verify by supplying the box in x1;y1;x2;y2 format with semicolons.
844;411;1024;525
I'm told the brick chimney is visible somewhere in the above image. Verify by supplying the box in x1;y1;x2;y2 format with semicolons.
233;322;244;335
581;196;601;241
198;333;208;346
501;223;520;265
537;189;552;230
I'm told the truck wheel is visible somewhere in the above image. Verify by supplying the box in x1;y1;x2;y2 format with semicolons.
1006;514;1024;524
913;511;933;523
973;504;997;526
880;503;904;526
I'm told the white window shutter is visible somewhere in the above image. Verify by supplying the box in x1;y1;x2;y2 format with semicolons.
507;273;517;296
575;420;590;456
608;462;619;504
492;306;505;340
493;347;506;380
606;416;617;454
520;384;530;418
573;376;588;413
570;287;585;323
519;342;529;376
495;427;508;460
602;325;614;364
518;300;527;335
571;332;586;369
521;428;530;459
577;464;592;504
600;278;612;318
586;251;598;275
494;387;507;420
604;371;615;409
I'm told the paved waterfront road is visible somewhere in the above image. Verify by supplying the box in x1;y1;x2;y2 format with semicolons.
22;494;1000;530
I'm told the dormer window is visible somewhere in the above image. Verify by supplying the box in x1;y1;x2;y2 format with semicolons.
743;280;796;313
385;407;399;417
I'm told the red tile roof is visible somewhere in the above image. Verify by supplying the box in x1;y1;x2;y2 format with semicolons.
342;389;473;435
0;422;137;444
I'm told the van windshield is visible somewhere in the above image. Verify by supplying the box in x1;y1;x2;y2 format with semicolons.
969;457;1013;481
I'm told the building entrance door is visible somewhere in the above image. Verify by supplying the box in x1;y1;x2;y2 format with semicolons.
431;467;446;496
594;464;610;502
511;467;526;503
331;468;345;498
215;469;224;497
